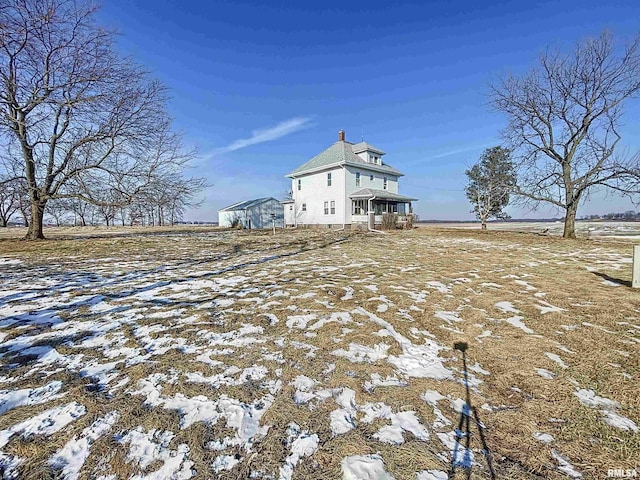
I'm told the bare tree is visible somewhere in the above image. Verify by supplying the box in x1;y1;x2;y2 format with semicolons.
46;199;70;226
490;32;640;238
465;146;516;230
68;198;93;227
0;0;193;239
0;178;20;226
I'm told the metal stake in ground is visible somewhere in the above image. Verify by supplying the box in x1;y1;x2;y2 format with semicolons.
449;341;496;480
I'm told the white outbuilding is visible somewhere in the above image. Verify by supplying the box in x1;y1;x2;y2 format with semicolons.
218;197;284;229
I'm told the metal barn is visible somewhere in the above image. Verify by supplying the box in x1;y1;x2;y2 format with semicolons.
218;197;284;229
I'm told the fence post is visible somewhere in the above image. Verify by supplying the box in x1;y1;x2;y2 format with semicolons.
633;246;640;289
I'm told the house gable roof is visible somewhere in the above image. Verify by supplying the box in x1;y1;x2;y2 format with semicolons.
219;197;278;212
286;140;403;177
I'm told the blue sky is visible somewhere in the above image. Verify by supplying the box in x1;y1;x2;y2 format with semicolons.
99;0;640;221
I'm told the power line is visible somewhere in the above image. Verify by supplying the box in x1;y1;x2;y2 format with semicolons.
402;182;465;192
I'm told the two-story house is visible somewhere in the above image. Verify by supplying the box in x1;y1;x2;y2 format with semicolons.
284;130;417;228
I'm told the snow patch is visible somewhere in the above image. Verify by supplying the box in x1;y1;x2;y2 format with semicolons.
49;411;120;479
532;432;554;444
279;423;319;480
341;454;395;480
0;381;65;415
574;389;638;432
416;471;448;480
119;427;194;479
332;343;389;363
551;449;582;478
0;402;86;448
354;307;452;380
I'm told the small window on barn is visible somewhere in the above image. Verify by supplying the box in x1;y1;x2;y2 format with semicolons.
330;200;335;214
324;201;329;215
327;172;332;186
297;179;301;191
302;203;307;212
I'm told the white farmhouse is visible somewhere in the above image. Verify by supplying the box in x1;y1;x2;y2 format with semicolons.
284;130;416;228
218;197;284;229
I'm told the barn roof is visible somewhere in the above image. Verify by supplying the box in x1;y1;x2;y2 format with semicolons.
218;197;279;212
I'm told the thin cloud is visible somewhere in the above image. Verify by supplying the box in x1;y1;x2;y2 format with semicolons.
401;144;485;168
213;117;313;155
428;145;483;160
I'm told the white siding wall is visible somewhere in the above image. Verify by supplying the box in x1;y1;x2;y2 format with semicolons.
218;199;284;228
292;167;345;226
283;202;295;226
355;151;383;165
344;166;398;195
344;166;398;224
218;210;237;228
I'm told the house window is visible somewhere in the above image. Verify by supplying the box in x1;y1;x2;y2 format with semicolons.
330;200;335;214
324;201;329;215
355;172;360;187
302;203;307;212
383;177;388;190
352;199;367;215
297;179;301;191
289;205;293;211
327;172;332;186
370;174;374;182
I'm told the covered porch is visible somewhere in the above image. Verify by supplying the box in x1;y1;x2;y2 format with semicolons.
349;188;417;227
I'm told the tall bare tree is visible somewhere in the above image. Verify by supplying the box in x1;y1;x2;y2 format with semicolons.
0;0;192;239
490;32;640;238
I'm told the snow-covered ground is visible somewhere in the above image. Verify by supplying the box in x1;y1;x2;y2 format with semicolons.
0;228;637;479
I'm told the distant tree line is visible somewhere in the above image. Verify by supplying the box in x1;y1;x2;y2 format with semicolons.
582;211;640;221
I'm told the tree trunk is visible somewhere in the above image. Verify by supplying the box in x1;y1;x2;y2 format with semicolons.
563;204;578;238
481;220;487;230
25;201;45;240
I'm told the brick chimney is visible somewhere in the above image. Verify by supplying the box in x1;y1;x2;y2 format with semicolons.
338;130;345;142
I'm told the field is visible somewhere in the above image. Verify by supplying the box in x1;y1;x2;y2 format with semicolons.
419;221;640;241
0;226;638;479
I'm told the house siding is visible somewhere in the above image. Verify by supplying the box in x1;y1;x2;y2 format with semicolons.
292;167;345;226
344;166;398;223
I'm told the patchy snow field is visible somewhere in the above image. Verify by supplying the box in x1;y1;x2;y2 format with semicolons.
0;227;638;479
421;220;640;241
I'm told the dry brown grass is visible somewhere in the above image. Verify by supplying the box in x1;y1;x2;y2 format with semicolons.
0;226;638;479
